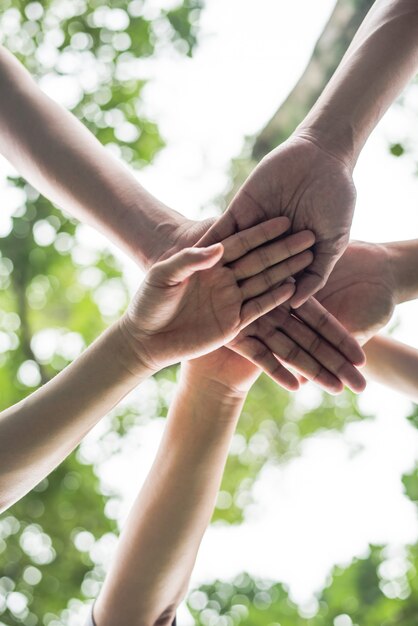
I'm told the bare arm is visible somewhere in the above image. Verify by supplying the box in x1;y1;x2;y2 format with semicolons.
0;47;370;392
364;335;418;402
93;364;248;626
0;321;154;513
299;0;418;168
362;238;418;402
314;237;418;400
0;45;186;268
0;223;310;513
386;239;418;304
200;0;418;306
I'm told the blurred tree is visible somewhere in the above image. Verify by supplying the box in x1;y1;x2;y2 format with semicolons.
227;0;375;203
252;0;375;161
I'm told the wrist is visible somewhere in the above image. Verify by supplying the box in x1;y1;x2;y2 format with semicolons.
115;316;160;378
120;193;186;269
294;119;358;172
175;384;244;432
179;367;248;412
386;240;418;304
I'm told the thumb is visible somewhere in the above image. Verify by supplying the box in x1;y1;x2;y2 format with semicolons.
155;244;224;286
290;250;337;308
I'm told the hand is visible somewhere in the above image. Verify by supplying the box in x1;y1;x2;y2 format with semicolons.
121;218;315;372
182;348;261;401
315;240;397;344
229;240;399;394
166;217;367;395
230;296;367;395
198;135;356;307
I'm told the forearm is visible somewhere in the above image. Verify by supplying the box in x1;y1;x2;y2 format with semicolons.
298;0;418;168
387;239;418;304
364;335;418;402
0;321;154;512
94;376;246;626
0;46;184;268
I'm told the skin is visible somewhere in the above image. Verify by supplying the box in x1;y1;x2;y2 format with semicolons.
363;336;418;403
316;239;418;342
0;44;366;391
93;350;261;626
0;223;313;513
199;0;418;306
235;239;418;393
316;240;397;344
199;137;356;307
122;218;315;371
92;238;418;626
300;239;418;401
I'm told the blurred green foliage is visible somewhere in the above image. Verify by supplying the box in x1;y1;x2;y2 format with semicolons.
0;1;417;625
188;544;418;626
214;376;366;525
190;401;418;625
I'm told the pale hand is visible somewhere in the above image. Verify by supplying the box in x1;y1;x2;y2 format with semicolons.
230;241;397;393
183;242;382;399
167;217;366;395
122;218;315;372
315;241;397;344
198;135;356;307
183;348;261;401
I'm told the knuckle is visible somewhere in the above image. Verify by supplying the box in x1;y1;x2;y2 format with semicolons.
253;345;270;361
285;343;301;363
312;365;325;383
262;269;276;290
308;334;322;356
261;324;278;342
317;309;330;330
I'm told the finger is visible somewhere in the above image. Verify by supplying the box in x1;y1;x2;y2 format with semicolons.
255;320;345;394
221;217;291;264
196;212;239;247
230;335;300;391
198;179;274;247
265;308;366;393
231;230;315;279
240;282;295;328
153;244;223;286
240;250;313;300
290;248;338;308
295;299;366;367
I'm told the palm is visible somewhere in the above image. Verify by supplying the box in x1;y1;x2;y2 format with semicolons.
316;241;396;344
171;223;262;392
185;348;261;396
127;217;310;371
131;264;245;365
201;136;356;305
166;216;367;394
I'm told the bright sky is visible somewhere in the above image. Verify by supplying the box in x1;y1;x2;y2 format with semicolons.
3;0;418;623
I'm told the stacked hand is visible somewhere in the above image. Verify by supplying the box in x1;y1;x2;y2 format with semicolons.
121;217;315;373
316;241;397;343
160;137;365;395
182;240;401;402
198;136;356;306
161;222;366;394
